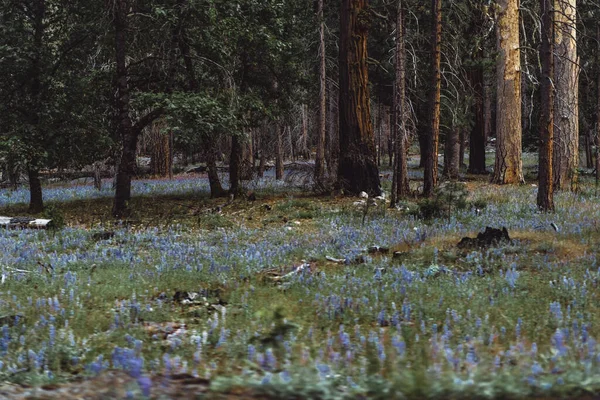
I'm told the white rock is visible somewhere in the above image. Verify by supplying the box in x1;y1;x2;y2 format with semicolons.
359;191;369;199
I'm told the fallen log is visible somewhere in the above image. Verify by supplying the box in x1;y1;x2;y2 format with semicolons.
0;216;53;229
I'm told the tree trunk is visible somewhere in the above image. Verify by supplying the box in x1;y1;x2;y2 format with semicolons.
315;0;327;182
467;62;487;174
387;110;394;167
27;0;45;213
444;128;460;179
538;0;554;211
229;135;243;195
596;23;600;191
206;140;226;198
423;0;442;196
326;80;339;176
459;129;466;169
338;0;381;196
112;0;135;218
150;121;171;177
492;0;524;184
276;125;285;180
28;168;43;213
390;0;410;206
553;0;579;191
585;130;594;169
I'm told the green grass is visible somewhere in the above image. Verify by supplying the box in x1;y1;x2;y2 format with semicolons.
3;167;600;398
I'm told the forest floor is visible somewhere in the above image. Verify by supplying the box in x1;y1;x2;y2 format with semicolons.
1;158;600;399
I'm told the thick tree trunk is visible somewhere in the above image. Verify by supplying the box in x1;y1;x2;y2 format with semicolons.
276;125;285;180
492;0;524;184
150;121;171;177
390;0;410;207
338;0;381;196
484;81;492;145
538;0;554;211
553;0;579;191
315;0;327;182
28;168;43;213
468;63;487;174
112;0;135;218
27;0;45;213
423;0;442;196
444;128;460;179
206;140;226;198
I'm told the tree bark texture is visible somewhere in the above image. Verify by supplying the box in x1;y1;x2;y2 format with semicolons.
553;0;579;191
423;0;442;196
314;0;327;182
27;0;46;213
206;140;226;198
338;0;381;196
229;135;243;195
326;80;339;177
391;0;410;206
112;0;135;218
443;128;460;179
276;125;285;180
492;0;524;184
28;168;43;213
149;121;172;177
538;0;555;211
468;64;487;174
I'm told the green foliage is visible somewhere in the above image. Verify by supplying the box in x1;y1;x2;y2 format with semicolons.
43;204;66;230
417;182;468;219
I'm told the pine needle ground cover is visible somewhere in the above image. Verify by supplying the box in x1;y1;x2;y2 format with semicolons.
1;175;600;399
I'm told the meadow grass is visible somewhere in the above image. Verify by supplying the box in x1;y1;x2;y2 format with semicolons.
1;171;600;399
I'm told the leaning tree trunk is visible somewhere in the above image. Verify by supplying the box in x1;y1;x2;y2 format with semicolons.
538;0;554;211
492;0;524;184
423;0;442;196
314;0;327;182
338;0;381;196
390;0;410;206
553;0;579;191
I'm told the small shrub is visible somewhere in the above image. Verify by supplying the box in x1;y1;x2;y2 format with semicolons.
42;204;66;230
417;182;468;219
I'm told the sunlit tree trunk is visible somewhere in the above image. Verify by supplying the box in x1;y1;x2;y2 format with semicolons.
492;0;524;184
315;0;326;182
538;0;554;211
553;0;579;191
423;0;442;196
391;0;410;206
338;0;381;196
